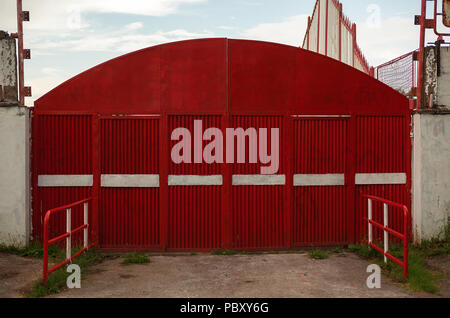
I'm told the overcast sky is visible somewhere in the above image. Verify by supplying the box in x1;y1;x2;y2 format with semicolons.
0;0;443;105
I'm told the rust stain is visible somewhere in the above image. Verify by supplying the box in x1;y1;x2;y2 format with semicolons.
444;0;450;27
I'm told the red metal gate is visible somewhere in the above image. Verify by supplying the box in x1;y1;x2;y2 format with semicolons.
31;39;411;251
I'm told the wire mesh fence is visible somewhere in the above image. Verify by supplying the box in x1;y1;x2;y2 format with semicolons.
375;50;418;97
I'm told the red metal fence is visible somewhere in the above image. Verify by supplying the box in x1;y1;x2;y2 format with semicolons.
43;197;93;285
361;194;409;280
32;39;411;251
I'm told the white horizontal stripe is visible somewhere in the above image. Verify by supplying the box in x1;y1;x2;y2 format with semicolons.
292;115;351;118
38;175;93;187
232;175;286;186
294;174;345;186
355;173;407;185
101;174;159;188
168;175;223;186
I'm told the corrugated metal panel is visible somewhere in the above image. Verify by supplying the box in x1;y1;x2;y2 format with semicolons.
355;116;410;244
293;118;349;245
32;115;92;241
101;118;159;174
231;116;285;249
100;188;159;248
99;118;160;248
168;115;222;250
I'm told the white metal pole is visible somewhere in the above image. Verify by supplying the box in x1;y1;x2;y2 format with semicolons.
83;202;88;249
66;208;71;261
368;199;373;247
384;203;389;263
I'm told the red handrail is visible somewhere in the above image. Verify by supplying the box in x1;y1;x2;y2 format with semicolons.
361;194;409;280
42;197;94;285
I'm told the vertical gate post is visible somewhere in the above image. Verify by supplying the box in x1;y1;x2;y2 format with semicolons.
92;114;100;246
284;115;293;248
66;208;71;260
159;113;169;250
221;113;233;249
83;202;88;249
347;114;357;243
384;203;389;263
368;198;373;246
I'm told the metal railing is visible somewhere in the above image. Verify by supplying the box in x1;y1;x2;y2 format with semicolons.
42;197;94;285
361;194;410;280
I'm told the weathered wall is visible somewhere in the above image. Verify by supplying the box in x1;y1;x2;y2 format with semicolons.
422;46;450;108
0;31;18;104
413;111;450;242
437;47;450;107
0;106;30;246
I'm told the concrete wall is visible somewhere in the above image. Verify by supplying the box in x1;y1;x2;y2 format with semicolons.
413;111;450;242
0;106;30;246
423;46;450;108
0;31;18;104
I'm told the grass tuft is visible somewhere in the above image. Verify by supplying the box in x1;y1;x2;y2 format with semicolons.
211;249;238;256
29;248;108;298
121;252;150;265
308;250;329;260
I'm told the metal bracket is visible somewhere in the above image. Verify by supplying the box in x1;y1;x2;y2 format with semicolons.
414;15;421;25
424;18;436;28
24;87;32;97
23;49;31;59
22;11;29;22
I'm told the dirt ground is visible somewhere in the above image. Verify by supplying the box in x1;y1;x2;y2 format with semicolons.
425;254;450;297
51;253;422;298
0;252;42;298
1;251;447;298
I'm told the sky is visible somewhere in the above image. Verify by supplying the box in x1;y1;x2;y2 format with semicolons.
0;0;443;106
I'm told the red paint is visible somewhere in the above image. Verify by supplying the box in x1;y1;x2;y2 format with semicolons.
42;197;93;285
32;39;410;251
361;194;409;280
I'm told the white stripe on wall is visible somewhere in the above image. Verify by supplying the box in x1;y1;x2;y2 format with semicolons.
38;175;93;187
232;175;286;186
168;175;223;186
101;174;160;188
355;173;407;185
294;174;345;186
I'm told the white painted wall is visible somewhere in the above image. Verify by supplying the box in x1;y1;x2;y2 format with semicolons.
413;112;450;242
0;106;30;246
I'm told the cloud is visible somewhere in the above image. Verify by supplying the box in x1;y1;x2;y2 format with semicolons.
241;14;309;47
356;15;435;66
26;67;72;105
0;0;208;33
28;28;215;53
125;22;144;31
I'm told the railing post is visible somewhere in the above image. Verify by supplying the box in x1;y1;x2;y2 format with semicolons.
84;202;89;249
66;208;71;261
384;203;389;263
368;199;373;247
43;217;49;285
403;207;409;280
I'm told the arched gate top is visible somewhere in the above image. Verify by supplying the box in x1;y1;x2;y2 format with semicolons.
35;38;408;116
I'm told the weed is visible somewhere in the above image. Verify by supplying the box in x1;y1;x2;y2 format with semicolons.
349;243;439;294
29;248;106;298
121;252;150;264
308;250;329;260
211;249;238;256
